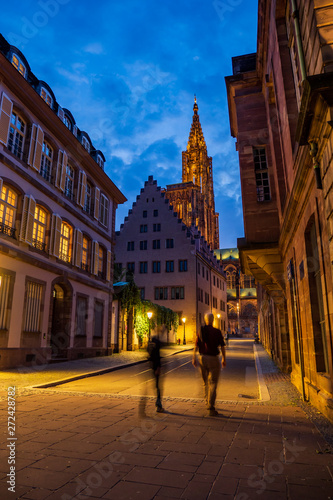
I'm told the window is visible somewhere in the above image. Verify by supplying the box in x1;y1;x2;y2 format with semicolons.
140;224;148;233
171;286;184;300
226;269;236;289
140;261;147;274
213;297;217;308
65;164;75;200
23;281;43;332
166;260;174;273
11;54;26;77
152;261;161;273
179;260;187;272
8;112;25;159
127;241;134;251
140;240;147;250
40;141;53;182
41;88;53;107
97;155;104;168
32;205;47;251
82;136;90;153
98;247;105;279
220;300;225;312
0;185;17;237
81;236;89;271
94;300;104;337
99;194;109;226
166;238;174;248
153;223;161;232
59;222;72;263
63;116;72;130
139;288;145;300
153;239;160;249
213;276;216;286
202;266;205;277
84;182;92;215
253;147;271;202
205;292;210;305
206;270;209;280
76;296;87;336
127;262;135;273
0;273;13;330
155;287;168;300
153;209;158;217
143;210;147;218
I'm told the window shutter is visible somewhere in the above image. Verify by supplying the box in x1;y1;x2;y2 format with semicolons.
55;150;63;188
33;126;44;171
0;92;13;145
92;240;99;275
94;187;100;220
0;178;3;194
106;250;112;282
60;151;67;192
74;228;83;267
77;171;87;207
19;195;29;241
28;124;37;166
50;214;62;257
26;195;36;244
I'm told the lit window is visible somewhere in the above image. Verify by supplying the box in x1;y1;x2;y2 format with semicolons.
65;164;75;200
99;194;108;226
40;141;53;182
82;136;90;153
32;205;47;251
8;112;25;159
40;88;53;107
59;222;72;263
0;185;17;234
82;236;89;271
11;54;26;77
98;247;105;279
84;182;92;214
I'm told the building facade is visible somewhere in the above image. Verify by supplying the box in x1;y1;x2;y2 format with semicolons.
115;177;227;343
0;35;126;369
225;1;333;422
215;248;258;337
164;98;219;250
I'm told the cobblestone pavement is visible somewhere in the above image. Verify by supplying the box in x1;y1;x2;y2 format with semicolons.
0;344;332;499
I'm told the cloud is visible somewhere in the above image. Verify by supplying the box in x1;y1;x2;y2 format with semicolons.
83;42;104;55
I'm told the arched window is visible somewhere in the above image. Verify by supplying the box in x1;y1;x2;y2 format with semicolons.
64;164;75;200
0;184;18;237
32;205;47;251
8;111;26;159
226;268;236;289
81;235;90;272
59;222;72;263
40;141;53;182
11;54;26;77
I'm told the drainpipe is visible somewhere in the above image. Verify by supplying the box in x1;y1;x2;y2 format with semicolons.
291;0;307;82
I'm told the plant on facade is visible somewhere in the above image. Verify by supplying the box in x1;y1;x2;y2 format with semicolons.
134;300;179;342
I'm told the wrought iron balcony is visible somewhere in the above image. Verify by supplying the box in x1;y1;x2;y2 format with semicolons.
0;222;16;238
31;239;47;252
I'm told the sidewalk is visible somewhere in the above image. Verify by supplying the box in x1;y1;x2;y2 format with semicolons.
0;344;332;500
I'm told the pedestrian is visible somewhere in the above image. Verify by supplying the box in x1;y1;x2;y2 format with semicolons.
192;313;226;416
148;335;164;412
225;331;229;346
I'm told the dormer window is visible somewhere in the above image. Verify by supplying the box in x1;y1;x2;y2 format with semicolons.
41;88;53;107
82;136;90;153
97;154;104;168
63;116;72;131
11;54;26;77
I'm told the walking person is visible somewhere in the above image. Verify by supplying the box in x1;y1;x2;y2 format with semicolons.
148;334;164;412
192;313;226;416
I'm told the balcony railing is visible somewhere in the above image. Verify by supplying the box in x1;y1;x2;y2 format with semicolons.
31;239;47;252
81;262;90;272
0;222;16;238
59;252;71;264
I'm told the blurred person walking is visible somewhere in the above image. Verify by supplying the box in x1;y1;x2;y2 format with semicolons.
192;313;226;416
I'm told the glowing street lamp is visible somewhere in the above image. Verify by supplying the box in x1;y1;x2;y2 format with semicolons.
217;313;221;329
147;311;153;340
182;317;186;345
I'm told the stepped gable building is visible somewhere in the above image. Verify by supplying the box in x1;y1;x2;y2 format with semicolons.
0;34;126;368
225;1;333;422
215;248;258;337
164;98;219;250
115;176;227;343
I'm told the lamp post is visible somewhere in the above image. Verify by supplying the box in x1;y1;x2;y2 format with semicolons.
237;302;240;335
147;311;153;341
182;317;186;345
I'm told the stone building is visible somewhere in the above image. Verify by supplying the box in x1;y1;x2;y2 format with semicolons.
0;34;126;368
115;176;227;343
215;248;258;337
225;1;333;422
164;98;219;250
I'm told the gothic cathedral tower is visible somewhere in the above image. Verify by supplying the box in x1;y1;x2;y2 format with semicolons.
165;98;219;249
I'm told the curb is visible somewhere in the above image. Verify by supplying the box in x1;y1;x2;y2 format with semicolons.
32;348;193;389
253;344;270;401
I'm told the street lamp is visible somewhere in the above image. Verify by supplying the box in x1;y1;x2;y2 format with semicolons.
182;317;186;345
147;311;153;341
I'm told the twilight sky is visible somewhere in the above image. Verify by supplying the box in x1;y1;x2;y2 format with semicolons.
2;0;258;248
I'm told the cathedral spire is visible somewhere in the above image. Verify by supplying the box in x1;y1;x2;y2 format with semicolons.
193;95;198;114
